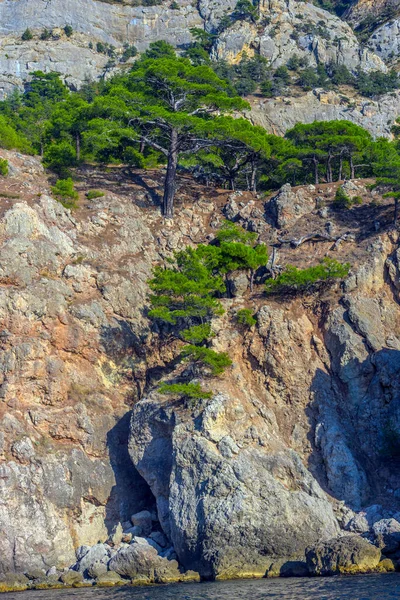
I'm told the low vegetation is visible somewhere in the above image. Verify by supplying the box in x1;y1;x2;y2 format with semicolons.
265;258;351;295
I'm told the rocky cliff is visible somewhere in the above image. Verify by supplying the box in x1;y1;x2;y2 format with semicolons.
1;152;400;584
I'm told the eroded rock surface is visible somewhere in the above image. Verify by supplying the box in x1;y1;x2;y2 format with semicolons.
0;152;400;581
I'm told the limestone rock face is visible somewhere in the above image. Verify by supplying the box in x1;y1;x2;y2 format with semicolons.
129;392;340;579
306;535;382;575
213;0;385;72
250;89;400;139
368;19;400;63
267;184;316;229
2;150;400;579
345;0;399;28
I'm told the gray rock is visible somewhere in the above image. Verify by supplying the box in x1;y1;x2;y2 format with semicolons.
306;535;382;575
60;570;84;586
227;271;249;297
75;544;110;575
131;511;152;537
267;184;316;229
149;531;168;548
109;542;181;583
87;560;108;579
372;519;400;554
129;393;340;579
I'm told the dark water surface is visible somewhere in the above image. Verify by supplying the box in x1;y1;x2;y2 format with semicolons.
4;575;400;600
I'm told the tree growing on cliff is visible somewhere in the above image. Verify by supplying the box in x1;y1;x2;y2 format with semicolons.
285;121;372;184
87;53;248;217
188;118;272;191
372;137;400;224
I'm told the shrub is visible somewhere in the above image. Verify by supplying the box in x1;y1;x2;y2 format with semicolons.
170;1;180;8
121;44;138;63
51;178;79;209
22;28;33;41
158;382;212;401
43;140;77;177
181;324;213;345
148;245;225;327
0;116;31;152
181;345;232;376
86;190;105;200
334;186;352;209
40;28;52;41
236;308;256;328
0;159;9;177
265;258;350;295
64;25;73;37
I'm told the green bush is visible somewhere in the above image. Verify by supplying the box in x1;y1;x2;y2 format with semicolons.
40;28;52;41
265;258;350;295
158;382;212;401
22;28;33;41
236;308;256;328
0;159;9;177
181;324;213;345
43;140;77;177
86;190;105;200
51;178;79;209
181;345;232;376
334;187;352;209
64;25;73;37
0;116;31;152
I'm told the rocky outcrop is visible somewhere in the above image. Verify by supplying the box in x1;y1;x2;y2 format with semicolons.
306;536;382;575
0;0;204;95
267;184;316;229
213;0;385;72
1;150;400;583
129;393;340;579
249;89;400;139
368;19;400;63
346;0;399;29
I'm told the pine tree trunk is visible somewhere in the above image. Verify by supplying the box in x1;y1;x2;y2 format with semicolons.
76;134;81;161
350;154;355;179
338;154;343;182
140;139;145;154
313;157;319;185
326;154;333;183
163;129;178;219
250;162;257;192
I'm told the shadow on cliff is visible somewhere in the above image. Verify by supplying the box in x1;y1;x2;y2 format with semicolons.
330;202;396;242
99;318;157;532
105;412;155;533
306;347;400;511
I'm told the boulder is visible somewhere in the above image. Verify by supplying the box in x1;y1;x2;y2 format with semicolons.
109;540;182;583
227;271;249;297
75;543;111;575
60;570;84;586
306;535;381;575
129;393;340;579
266;560;309;578
0;573;29;592
372;519;400;554
378;558;397;572
267;184;316;229
95;571;125;587
131;510;152;537
87;560;108;579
